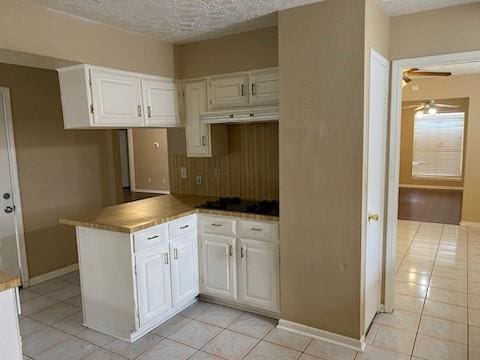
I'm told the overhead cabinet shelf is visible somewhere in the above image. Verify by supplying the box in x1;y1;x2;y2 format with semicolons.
58;64;181;129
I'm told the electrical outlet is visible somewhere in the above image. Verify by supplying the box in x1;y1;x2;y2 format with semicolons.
180;167;187;179
214;168;221;179
196;175;203;186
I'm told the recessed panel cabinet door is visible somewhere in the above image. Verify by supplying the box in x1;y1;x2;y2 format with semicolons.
135;245;172;327
238;238;279;311
170;233;199;308
184;81;211;157
142;77;180;127
208;74;249;110
90;68;144;126
249;69;279;107
200;233;236;301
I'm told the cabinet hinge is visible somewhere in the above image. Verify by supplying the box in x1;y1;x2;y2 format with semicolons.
90;104;94;114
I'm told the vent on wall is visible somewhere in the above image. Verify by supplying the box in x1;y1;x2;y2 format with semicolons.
200;106;279;124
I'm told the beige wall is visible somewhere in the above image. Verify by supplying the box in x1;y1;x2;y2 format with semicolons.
390;3;480;59
131;129;170;192
174;26;278;79
403;75;480;223
279;0;366;339
0;63;120;277
0;0;174;76
400;98;468;188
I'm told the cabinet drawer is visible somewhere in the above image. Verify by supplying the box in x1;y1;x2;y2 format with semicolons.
200;216;235;236
238;221;278;242
169;215;197;239
133;224;168;253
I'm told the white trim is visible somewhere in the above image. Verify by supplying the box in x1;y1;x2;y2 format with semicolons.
460;221;480;228
127;129;136;191
132;189;170;195
0;88;29;286
385;50;480;314
28;263;79;287
277;319;366;352
399;184;463;190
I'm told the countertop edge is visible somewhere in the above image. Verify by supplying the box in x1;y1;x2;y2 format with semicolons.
0;272;21;292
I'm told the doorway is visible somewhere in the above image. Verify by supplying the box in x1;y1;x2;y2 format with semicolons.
384;50;480;312
0;87;28;284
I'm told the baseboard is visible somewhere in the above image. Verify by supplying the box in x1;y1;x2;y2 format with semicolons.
460;221;480;228
277;319;365;352
399;184;463;190
27;263;79;287
131;188;170;195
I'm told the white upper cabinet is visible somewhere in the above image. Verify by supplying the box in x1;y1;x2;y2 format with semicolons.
57;64;180;129
141;76;180;127
183;80;211;157
90;68;144;127
249;69;279;107
208;74;249;110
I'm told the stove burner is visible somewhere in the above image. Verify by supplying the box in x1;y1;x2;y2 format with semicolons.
198;197;279;216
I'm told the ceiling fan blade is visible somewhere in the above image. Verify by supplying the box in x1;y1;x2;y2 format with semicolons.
402;104;422;109
436;104;460;108
402;75;412;83
409;71;452;77
404;68;419;74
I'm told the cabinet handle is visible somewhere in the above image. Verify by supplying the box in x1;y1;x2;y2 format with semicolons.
137;105;142;117
241;84;245;97
228;245;233;257
174;248;178;260
202;136;206;146
211;223;222;227
147;235;159;240
164;253;169;265
250;227;263;232
179;224;190;230
147;106;152;118
251;84;256;96
240;246;246;258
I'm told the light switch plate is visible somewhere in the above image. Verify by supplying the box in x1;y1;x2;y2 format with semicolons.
180;167;187;179
196;175;203;186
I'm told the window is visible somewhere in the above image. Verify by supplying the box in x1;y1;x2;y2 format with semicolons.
412;112;465;179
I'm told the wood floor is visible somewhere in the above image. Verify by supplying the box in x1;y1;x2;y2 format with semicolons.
398;187;462;225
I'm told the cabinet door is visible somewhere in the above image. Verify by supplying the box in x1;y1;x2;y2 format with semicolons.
90;68;144;126
238;238;279;312
184;81;211;157
249;69;279;107
170;233;199;308
135;245;172;327
142;77;180;127
208;74;249;110
200;233;236;301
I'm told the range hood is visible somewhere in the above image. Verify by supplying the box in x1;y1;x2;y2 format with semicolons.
200;106;279;124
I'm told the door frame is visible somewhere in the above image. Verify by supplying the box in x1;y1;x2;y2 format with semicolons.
0;87;29;285
384;50;480;313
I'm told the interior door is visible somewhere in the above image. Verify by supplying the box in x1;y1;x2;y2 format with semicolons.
136;245;172;327
170;233;199;308
142;77;179;127
0;91;21;278
208;74;249;110
90;68;144;126
238;238;279;311
184;81;211;157
249;69;279;107
200;233;236;300
364;50;389;331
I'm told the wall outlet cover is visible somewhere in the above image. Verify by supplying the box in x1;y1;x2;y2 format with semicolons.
196;175;203;186
180;167;187;179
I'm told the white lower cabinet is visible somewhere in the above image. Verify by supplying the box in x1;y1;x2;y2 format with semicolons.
200;233;237;301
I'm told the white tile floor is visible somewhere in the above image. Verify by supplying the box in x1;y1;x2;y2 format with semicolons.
19;221;478;359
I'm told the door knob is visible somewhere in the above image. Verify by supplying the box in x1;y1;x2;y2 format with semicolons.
4;206;14;214
368;213;380;222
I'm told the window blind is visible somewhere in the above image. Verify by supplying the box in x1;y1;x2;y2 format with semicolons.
412;112;465;179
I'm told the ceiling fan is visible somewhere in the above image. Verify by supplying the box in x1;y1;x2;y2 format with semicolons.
403;100;459;117
402;68;452;86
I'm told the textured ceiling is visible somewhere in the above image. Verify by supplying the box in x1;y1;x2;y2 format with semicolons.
30;0;480;43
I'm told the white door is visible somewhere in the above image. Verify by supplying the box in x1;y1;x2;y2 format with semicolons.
90;68;144;126
200;233;236;300
170;233;199;308
238;238;279;311
0;90;22;278
208;74;249;110
364;50;389;331
249;69;279;107
184;81;211;157
142;77;179;127
136;245;172;327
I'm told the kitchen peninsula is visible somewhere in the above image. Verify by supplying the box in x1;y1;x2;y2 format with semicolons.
0;272;22;360
60;195;279;342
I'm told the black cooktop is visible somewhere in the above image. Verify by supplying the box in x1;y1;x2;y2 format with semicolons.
198;197;279;217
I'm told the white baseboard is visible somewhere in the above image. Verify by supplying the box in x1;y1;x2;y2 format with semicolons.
399;184;463;190
28;263;79;287
131;188;170;195
460;221;480;228
277;319;365;352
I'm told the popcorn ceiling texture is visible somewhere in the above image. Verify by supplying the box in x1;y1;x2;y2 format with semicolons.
31;0;478;43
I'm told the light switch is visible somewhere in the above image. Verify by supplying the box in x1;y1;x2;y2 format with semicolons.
196;175;203;186
180;167;187;179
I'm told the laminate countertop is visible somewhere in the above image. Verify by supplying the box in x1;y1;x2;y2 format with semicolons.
60;194;279;234
0;271;21;292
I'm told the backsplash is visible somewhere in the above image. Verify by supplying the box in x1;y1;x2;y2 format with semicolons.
168;122;279;200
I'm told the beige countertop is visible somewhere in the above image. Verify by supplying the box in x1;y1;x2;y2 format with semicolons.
60;194;279;233
0;271;21;292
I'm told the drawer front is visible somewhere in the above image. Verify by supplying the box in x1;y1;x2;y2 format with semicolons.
200;216;235;237
238;220;278;242
169;215;197;239
134;224;169;253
